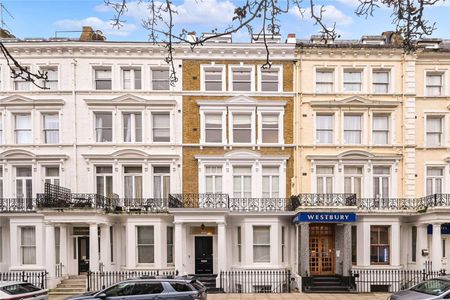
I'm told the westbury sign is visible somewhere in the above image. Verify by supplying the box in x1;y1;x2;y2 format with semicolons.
293;212;356;223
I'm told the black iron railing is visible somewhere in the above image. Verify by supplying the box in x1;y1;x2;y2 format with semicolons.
357;198;418;210
219;269;291;293
297;194;357;206
111;198;169;213
229;198;294;212
87;270;178;292
351;267;446;293
169;193;229;208
0;198;37;212
0;271;47;289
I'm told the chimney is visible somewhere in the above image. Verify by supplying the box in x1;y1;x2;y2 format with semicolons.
187;31;197;43
0;28;15;39
79;26;94;41
286;33;296;44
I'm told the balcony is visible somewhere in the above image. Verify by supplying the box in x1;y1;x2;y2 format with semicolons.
0;198;38;213
296;193;450;211
168;193;297;212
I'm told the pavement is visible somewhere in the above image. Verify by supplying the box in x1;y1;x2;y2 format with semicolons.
49;293;390;300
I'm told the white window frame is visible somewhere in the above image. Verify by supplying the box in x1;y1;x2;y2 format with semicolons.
426;166;444;195
94;111;113;143
200;64;226;91
40;67;59;90
93;67;112;90
95;165;113;197
262;166;280;198
44;166;60;186
229;109;256;145
121;67;142;90
15;114;32;144
136;226;155;264
373;166;391;198
343;114;363;144
343;69;363;92
167;226;174;264
257;65;283;92
122;112;142;143
315;166;334;193
372;113;390;145
15;166;33;199
425;115;445;147
315;68;335;93
425;71;445;97
0;113;4;145
315;113;335;144
200;108;226;144
12;67;32;91
204;165;223;194
151;112;171;143
124;166;143;199
228;65;255;92
42;113;59;144
257;108;284;144
150;67;170;91
344;165;363;198
20;226;36;265
253;226;270;263
372;69;390;94
152;166;171;199
232;165;253;198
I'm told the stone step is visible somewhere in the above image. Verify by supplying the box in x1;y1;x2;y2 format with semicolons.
61;279;86;284
50;287;86;293
57;283;86;288
49;291;84;295
68;275;87;279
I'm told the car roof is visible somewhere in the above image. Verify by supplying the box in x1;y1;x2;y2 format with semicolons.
0;281;27;287
125;275;196;282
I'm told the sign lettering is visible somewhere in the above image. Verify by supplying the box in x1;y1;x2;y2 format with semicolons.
293;212;356;223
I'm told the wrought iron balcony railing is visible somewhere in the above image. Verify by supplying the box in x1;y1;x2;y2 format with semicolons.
0;198;37;212
229;197;294;212
37;193;113;210
169;193;229;209
297;193;357;207
111;198;169;213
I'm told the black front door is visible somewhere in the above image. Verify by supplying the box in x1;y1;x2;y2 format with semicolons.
78;237;90;274
195;236;213;274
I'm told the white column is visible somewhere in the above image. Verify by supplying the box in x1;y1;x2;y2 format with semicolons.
174;222;185;274
60;225;68;276
432;223;442;271
417;224;429;268
357;222;370;266
217;222;227;272
10;223;19;268
89;223;99;272
391;222;401;266
45;224;56;277
154;223;163;269
100;225;109;271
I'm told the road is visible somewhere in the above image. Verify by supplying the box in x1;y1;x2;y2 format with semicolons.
49;293;390;300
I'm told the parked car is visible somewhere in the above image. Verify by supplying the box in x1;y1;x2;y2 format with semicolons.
67;276;207;300
0;281;48;300
388;276;450;299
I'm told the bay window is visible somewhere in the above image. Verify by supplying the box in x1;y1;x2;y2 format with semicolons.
344;114;362;144
372;114;389;145
343;70;362;92
123;113;142;142
262;166;279;198
203;67;223;91
315;69;334;93
426;167;443;195
95;112;112;142
253;226;270;263
316;166;333;193
205;166;222;194
370;226;390;264
233;166;252;198
204;113;222;143
15;114;32;144
96;166;113;197
426;72;443;96
94;68;112;90
372;70;389;93
21;227;36;264
261;114;279;143
152;113;170;142
426;116;443;146
316;114;334;144
43;114;59;144
137;226;154;264
232;113;252;143
373;166;390;198
153;166;170;199
124;166;142;199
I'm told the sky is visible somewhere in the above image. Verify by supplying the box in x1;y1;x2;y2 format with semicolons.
2;0;450;42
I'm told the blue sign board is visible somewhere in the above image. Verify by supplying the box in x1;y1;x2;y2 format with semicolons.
427;224;450;235
293;212;357;223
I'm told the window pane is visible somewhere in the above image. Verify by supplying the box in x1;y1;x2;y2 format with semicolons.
233;114;251;143
153;114;170;142
261;114;279;143
96;113;112;142
205;114;222;142
204;68;223;91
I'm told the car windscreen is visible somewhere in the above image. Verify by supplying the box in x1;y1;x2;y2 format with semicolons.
1;283;41;295
411;279;450;296
191;281;205;291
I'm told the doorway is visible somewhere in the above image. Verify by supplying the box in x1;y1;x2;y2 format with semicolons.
309;224;335;276
77;237;90;274
195;236;213;274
